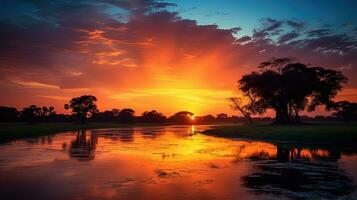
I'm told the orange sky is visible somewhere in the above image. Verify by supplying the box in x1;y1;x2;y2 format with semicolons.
0;1;356;117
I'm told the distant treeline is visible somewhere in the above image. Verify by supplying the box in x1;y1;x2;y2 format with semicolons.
0;105;253;124
0;104;355;124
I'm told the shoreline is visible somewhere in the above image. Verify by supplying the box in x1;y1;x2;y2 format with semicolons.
201;123;357;147
2;122;357;147
0;122;179;142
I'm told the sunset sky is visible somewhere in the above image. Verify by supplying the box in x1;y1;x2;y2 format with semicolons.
1;0;357;116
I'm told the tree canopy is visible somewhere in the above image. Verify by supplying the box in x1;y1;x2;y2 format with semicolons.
141;110;166;123
238;58;348;124
21;105;42;124
168;111;194;124
118;108;135;123
64;95;98;124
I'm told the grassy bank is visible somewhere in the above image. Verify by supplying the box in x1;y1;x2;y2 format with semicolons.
0;122;161;142
201;123;357;146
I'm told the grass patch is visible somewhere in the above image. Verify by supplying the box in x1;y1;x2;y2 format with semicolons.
201;123;357;146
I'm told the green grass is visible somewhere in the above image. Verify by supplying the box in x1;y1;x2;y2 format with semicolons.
202;123;357;146
0;122;162;142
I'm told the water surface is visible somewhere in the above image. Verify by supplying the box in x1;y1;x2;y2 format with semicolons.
0;125;356;200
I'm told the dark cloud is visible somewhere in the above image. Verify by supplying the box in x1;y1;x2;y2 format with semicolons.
278;32;299;43
230;27;242;34
286;20;305;30
252;18;283;39
204;11;229;17
261;18;283;32
307;29;331;37
103;0;176;12
298;34;357;55
236;36;251;43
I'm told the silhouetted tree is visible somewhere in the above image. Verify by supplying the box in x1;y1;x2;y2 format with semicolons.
49;106;55;115
141;110;166;123
168;111;194;124
91;110;116;122
200;114;216;123
239;58;348;124
118;108;135;123
64;95;98;124
216;113;228;122
0;106;18;122
111;109;120;117
40;106;56;121
331;101;357;121
21;105;42;124
42;106;49;117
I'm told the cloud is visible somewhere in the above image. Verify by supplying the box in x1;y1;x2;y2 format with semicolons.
252;18;283;38
277;32;299;43
10;79;60;89
236;36;251;43
286;20;305;30
36;95;69;100
0;0;356;114
230;27;242;34
307;29;331;37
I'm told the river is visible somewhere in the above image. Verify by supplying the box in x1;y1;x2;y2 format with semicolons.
0;125;356;200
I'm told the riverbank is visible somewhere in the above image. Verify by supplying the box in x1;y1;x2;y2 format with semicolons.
201;123;357;146
0;122;165;142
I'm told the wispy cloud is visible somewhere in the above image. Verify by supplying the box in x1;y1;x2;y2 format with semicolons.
10;79;60;89
36;95;69;100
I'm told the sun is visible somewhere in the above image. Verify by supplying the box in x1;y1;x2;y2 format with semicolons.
190;115;195;120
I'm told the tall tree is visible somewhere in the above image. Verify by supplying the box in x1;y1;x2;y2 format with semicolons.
238;58;348;124
64;95;98;124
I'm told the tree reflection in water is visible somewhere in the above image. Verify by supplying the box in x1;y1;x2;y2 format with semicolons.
240;144;354;199
92;128;135;142
68;130;98;161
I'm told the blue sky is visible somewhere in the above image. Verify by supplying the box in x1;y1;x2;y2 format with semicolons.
168;0;357;35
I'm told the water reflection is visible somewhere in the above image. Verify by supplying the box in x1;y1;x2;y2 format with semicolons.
94;128;135;142
0;125;356;200
241;144;354;199
67;130;98;160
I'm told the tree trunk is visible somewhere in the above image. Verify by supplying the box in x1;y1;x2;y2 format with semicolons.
81;115;86;124
274;104;290;124
77;114;86;124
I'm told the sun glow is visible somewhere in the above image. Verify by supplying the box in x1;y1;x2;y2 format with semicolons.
107;87;235;116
